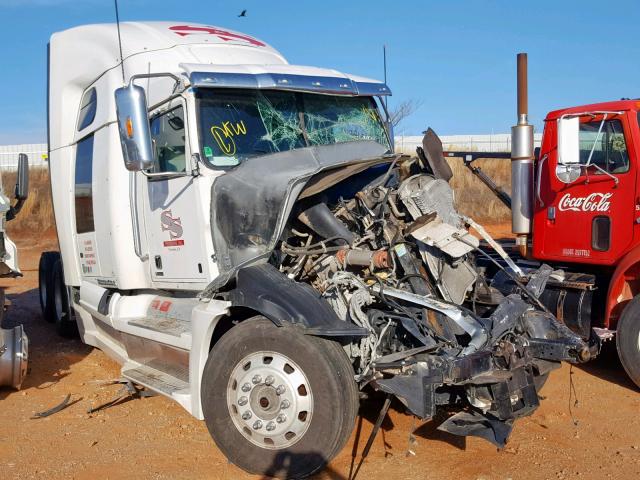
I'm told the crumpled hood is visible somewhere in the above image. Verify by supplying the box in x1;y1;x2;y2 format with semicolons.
205;140;391;292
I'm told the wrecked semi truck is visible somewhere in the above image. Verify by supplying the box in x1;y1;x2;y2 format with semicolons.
0;153;29;390
41;22;593;477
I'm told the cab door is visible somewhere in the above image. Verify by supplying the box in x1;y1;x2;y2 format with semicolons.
142;100;207;283
534;113;636;265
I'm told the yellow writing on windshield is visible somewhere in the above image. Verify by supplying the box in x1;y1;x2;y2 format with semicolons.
211;120;248;157
362;106;379;124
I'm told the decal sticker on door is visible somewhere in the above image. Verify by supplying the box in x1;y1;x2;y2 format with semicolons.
558;193;612;212
161;210;184;248
80;238;97;274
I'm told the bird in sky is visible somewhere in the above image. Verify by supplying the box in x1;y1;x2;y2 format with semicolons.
238;10;247;17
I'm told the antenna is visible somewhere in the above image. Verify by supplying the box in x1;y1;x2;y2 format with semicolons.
114;0;126;84
383;44;388;110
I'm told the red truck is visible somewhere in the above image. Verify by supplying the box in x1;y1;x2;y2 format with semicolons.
534;99;640;386
444;54;640;388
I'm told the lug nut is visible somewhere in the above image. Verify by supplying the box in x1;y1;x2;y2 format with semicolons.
241;382;251;392
265;375;275;386
276;385;286;395
280;399;290;409
266;421;276;431
242;410;252;420
276;413;287;424
238;396;248;406
253;420;263;430
252;375;262;385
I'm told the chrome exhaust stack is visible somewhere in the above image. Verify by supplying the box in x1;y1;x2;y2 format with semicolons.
511;53;534;257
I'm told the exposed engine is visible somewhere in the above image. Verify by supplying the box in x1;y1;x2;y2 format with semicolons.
274;154;592;445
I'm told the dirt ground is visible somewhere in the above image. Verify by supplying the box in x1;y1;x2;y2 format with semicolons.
1;234;639;480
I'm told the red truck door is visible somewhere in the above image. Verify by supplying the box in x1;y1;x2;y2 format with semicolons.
533;112;636;265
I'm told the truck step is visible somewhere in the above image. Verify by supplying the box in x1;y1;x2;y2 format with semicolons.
592;327;616;342
122;364;189;396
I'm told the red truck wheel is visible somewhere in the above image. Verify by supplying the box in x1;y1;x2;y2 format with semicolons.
616;296;640;389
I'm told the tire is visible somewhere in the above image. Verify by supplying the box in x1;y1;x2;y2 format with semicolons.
616;295;640;389
201;317;359;479
51;259;77;338
39;251;59;323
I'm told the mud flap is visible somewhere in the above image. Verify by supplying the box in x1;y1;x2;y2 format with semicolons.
376;375;436;420
437;411;513;448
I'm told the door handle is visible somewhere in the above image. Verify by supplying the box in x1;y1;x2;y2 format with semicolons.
535;154;548;207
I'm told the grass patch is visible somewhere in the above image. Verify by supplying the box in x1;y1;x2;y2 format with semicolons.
2;167;55;237
0;154;512;241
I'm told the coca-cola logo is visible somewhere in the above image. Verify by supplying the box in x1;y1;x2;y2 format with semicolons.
558;192;612;212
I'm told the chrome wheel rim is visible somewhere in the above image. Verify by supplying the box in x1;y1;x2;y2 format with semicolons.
227;351;313;449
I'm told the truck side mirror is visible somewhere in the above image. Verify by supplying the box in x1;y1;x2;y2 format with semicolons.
114;83;154;171
556;117;581;183
15;153;29;200
6;153;29;221
557;117;580;165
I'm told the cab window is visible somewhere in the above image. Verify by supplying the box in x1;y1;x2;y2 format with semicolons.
75;135;95;233
150;106;187;173
579;119;629;174
77;88;97;131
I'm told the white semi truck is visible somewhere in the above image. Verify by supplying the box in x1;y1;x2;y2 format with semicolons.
41;22;594;478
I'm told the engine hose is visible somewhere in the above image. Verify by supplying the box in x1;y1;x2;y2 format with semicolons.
297;203;355;245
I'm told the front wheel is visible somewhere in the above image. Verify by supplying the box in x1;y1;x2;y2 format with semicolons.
616;296;640;388
201;317;358;478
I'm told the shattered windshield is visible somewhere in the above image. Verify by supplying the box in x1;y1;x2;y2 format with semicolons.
197;89;390;167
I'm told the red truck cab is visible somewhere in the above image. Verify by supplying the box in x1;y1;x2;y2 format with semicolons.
534;100;640;268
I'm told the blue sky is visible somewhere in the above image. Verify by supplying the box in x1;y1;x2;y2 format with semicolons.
0;0;638;144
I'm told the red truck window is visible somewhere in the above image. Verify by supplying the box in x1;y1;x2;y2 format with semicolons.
579;119;629;174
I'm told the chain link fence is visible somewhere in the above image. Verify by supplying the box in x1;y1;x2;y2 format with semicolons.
394;133;543;154
0;144;48;169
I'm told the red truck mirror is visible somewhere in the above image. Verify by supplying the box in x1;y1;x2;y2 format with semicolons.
114;82;155;172
556;116;581;183
557;116;580;165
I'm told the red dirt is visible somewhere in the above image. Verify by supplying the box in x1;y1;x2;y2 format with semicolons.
0;234;639;480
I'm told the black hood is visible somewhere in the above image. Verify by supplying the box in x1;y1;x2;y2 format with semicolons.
207;140;391;291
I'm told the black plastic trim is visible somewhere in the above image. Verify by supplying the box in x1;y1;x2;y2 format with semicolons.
228;263;368;338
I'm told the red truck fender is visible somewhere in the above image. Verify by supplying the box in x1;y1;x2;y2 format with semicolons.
605;243;640;328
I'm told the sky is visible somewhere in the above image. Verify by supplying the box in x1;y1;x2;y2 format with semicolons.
0;0;639;144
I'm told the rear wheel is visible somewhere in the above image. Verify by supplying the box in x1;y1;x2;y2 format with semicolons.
38;252;59;323
51;259;77;338
201;317;358;478
616;296;640;389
